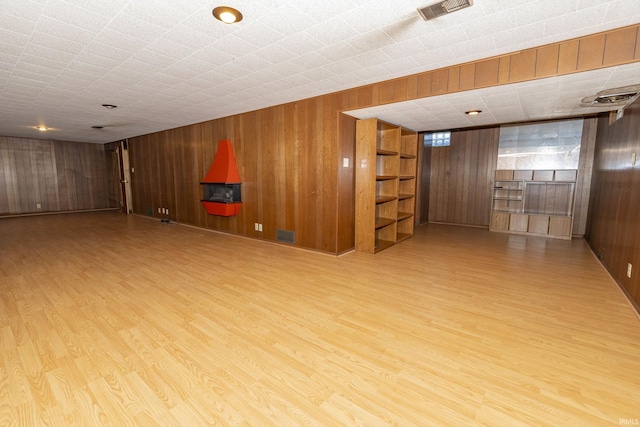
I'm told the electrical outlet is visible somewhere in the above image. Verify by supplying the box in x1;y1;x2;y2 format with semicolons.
259;223;263;232
254;223;259;231
343;157;349;167
627;263;632;279
36;203;41;209
158;207;161;213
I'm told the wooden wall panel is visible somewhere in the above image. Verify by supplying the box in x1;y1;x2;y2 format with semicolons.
603;26;638;65
0;137;114;215
577;34;606;71
572;118;597;236
122;24;639;254
427;128;499;227
336;113;355;253
586;97;640;311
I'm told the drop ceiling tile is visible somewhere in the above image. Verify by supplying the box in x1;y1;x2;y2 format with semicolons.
105;13;167;43
493;23;544;50
2;0;46;20
542;5;609;38
251;44;294;65
29;31;85;55
0;41;23;58
0;12;37;37
123;1;189;30
91;29;149;54
448;35;497;60
132;50;180;69
236;22;287;47
316;42;361;62
163;24;218;52
42;0;111;33
70;0;128;18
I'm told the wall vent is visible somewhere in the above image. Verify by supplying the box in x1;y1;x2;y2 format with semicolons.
418;0;473;21
276;229;295;244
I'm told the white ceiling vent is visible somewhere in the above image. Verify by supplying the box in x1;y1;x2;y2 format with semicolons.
581;84;640;107
418;0;473;21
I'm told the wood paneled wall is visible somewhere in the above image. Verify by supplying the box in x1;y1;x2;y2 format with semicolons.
424;120;596;230
128;99;353;253
126;25;640;254
0;136;115;215
427;128;499;226
586;98;640;311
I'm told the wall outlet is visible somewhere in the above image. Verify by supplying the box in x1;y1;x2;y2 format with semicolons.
343;157;349;167
627;263;632;279
158;207;161;213
258;223;263;232
36;203;41;209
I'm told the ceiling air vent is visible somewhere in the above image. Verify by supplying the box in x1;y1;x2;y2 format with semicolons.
418;0;473;21
593;92;637;104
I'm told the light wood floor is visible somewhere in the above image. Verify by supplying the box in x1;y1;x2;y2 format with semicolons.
1;212;639;426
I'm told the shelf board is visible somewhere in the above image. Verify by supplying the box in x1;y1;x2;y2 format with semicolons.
398;193;414;200
376;175;397;181
400;153;416;159
397;212;413;221
493;197;523;201
396;233;412;243
374;239;395;253
493;209;524;214
375;217;396;229
399;175;415;180
376;148;397;156
375;195;397;204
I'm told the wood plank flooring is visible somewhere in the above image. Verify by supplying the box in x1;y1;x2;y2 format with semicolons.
0;211;639;426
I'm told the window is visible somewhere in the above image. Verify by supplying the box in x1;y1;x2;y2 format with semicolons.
424;131;451;147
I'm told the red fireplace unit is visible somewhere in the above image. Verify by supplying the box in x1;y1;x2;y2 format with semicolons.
201;140;242;216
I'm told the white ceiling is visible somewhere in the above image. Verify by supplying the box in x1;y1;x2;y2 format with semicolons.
1;0;640;144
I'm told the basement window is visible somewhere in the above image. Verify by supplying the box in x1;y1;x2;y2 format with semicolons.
424;131;451;147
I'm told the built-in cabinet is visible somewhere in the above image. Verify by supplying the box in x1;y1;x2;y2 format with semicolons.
355;118;418;253
490;169;577;239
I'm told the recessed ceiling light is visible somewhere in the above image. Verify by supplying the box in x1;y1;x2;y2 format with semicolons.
102;104;117;109
465;110;482;115
212;6;243;24
35;126;48;131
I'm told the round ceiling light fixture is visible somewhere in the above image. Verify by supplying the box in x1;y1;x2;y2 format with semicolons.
465;110;482;116
35;125;48;131
91;125;104;129
102;104;118;109
212;6;243;24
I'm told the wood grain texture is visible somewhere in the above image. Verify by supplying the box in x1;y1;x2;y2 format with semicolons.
1;212;639;425
0;137;115;215
586;96;640;311
428;128;499;226
123;25;640;254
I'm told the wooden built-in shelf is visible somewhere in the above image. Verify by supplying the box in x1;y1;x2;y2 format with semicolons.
375;196;397;204
355;118;418;254
374;239;395;253
490;169;577;240
375;217;396;229
396;233;412;243
377;148;397;156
